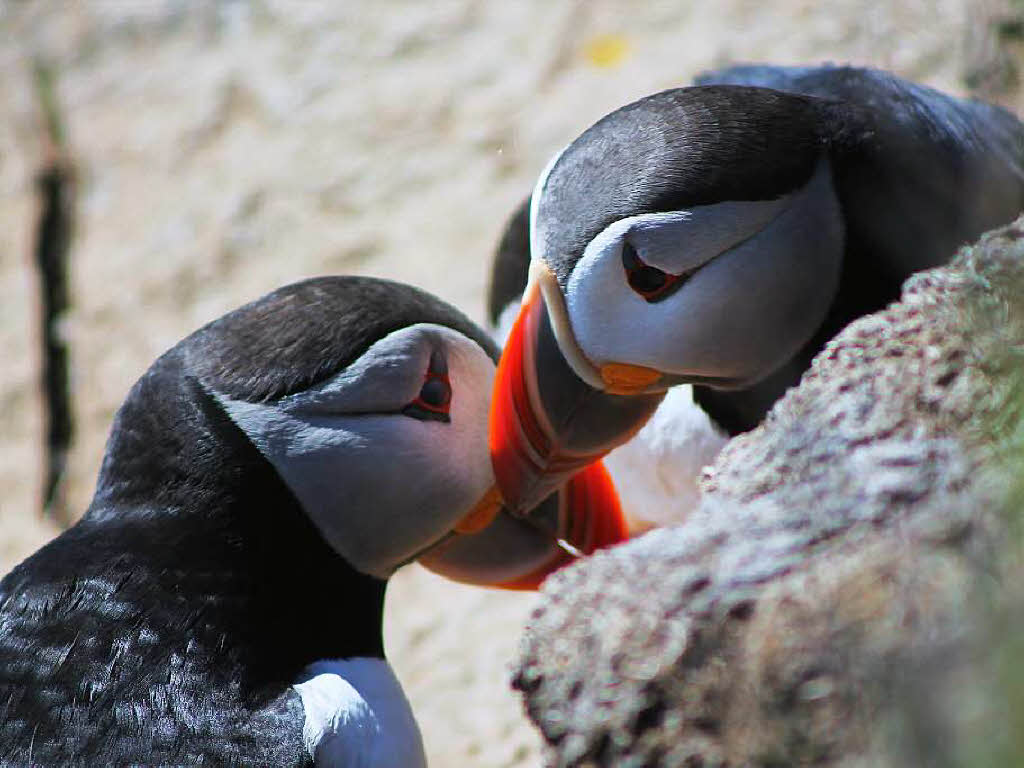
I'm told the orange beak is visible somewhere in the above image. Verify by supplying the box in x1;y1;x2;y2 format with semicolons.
419;457;626;590
494;458;625;590
489;287;663;516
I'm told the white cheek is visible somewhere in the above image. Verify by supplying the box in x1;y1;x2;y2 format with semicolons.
215;334;497;580
293;399;491;580
217;400;439;576
565;235;653;368
565;161;843;382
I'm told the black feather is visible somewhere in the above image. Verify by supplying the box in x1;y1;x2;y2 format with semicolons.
191;276;498;402
488;196;533;325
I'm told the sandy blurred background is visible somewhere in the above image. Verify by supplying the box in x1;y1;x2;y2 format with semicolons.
1;2;1020;765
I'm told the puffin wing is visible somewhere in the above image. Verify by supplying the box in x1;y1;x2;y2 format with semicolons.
696;63;1024;276
0;526;311;766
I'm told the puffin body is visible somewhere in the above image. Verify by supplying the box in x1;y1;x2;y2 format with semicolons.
488;64;1024;515
0;277;625;765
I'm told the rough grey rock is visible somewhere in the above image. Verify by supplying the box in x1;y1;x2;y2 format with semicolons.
514;218;1024;767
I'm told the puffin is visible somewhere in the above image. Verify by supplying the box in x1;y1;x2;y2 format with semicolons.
487;63;1024;516
0;277;625;766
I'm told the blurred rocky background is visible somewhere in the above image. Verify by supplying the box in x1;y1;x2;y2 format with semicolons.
2;2;1023;765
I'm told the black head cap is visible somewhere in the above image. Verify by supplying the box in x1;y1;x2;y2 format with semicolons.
188;276;499;402
535;86;832;285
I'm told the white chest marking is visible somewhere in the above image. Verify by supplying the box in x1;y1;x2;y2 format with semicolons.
602;385;728;528
292;658;426;768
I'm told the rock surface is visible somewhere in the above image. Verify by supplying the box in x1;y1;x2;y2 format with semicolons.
514;219;1024;767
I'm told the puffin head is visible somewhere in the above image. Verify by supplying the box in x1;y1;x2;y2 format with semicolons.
173;277;624;587
491;86;847;513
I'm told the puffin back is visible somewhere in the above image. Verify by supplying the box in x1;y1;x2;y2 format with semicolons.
697;63;1024;276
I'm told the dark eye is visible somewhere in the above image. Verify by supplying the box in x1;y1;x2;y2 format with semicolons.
404;372;452;423
621;241;688;303
417;376;450;409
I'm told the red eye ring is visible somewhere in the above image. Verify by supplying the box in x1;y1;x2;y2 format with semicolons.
622;241;689;302
411;372;451;415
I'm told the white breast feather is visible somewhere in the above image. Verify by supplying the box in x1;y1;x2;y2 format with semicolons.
602;385;728;529
292;658;426;768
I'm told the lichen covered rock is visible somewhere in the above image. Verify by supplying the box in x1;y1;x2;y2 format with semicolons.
514;218;1024;767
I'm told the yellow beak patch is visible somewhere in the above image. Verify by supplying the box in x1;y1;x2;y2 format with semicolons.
599;363;662;395
455;485;503;534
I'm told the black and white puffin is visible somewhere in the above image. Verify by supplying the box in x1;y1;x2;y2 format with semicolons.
0;277;624;766
488;63;1024;516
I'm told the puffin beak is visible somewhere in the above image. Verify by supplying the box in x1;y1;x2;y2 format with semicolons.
489;283;664;516
418;459;627;590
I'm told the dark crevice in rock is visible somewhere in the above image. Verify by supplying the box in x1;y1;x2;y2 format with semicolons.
727;599;756;621
587;730;611;764
640;746;666;768
511;666;542;695
691;716;721;735
685;576;712;595
631;695;665;736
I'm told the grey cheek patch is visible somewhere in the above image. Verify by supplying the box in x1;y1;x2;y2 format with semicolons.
213;392;436;579
207;323;498;580
564;159;843;381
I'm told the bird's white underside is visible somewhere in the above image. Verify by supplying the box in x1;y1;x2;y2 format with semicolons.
293;657;426;768
601;384;728;528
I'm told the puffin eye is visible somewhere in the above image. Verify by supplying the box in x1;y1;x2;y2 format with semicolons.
403;372;452;423
621;241;689;303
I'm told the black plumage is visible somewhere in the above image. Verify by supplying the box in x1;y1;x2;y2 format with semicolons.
0;276;494;765
487;196;533;326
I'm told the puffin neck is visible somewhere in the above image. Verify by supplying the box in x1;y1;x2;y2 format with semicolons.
83;349;387;687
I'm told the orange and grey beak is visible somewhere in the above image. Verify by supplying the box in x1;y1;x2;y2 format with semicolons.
419;459;627;590
489;284;663;516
